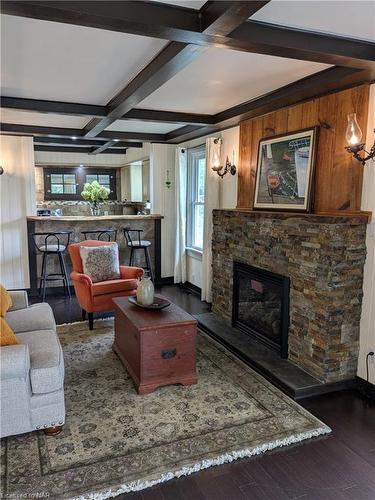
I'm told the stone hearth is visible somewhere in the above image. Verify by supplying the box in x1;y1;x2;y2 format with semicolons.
211;210;368;383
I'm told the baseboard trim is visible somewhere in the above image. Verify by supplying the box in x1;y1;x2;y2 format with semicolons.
183;282;201;297
356;376;375;401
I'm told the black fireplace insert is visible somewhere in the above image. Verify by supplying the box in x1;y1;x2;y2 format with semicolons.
232;261;290;358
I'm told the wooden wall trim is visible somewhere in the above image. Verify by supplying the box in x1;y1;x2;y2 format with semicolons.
237;84;370;213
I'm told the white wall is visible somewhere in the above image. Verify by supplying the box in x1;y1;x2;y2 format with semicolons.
358;83;375;385
0;136;36;289
179;126;240;288
150;144;176;278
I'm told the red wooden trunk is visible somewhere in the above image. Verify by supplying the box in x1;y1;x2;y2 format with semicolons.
112;296;198;395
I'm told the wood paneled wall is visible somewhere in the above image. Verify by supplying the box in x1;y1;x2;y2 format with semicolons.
237;85;370;213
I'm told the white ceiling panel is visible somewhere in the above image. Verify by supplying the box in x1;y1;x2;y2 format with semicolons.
0;108;90;128
252;1;375;42
137;48;330;114
0;15;167;105
105;120;183;134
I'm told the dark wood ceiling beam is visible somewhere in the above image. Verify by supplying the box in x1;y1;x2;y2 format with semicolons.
34;145;127;154
200;1;270;36
0;96;215;125
0;96;106;117
229;21;375;70
1;96;215;126
2;1;373;70
33;136;142;148
0;1;200;38
123;108;215;125
0;123;84;138
0;123;163;142
164;125;216;142
89;140;117;155
96;130;165;142
165;125;219;143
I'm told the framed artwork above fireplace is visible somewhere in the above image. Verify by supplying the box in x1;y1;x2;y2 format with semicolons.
253;128;318;212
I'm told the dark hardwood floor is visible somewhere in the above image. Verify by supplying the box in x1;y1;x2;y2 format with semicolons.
32;286;375;500
31;284;210;325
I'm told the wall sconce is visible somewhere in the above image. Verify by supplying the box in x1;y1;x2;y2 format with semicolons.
211;138;236;178
0;166;3;175
345;113;375;166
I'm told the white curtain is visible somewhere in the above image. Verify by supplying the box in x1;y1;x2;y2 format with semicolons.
201;138;221;302
174;147;188;283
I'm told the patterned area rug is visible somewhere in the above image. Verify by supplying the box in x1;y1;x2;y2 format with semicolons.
1;319;330;499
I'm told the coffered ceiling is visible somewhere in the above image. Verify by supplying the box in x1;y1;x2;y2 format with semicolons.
0;0;374;156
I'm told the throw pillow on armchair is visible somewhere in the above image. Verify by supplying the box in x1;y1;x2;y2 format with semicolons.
79;243;120;282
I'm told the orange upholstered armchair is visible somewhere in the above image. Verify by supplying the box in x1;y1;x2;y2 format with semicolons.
68;240;143;329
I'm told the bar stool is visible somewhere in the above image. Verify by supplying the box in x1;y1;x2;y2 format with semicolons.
123;227;153;281
32;231;72;301
81;229;117;242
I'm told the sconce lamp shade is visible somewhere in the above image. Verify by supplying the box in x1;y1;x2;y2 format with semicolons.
344;113;375;167
346;113;363;146
211;140;222;171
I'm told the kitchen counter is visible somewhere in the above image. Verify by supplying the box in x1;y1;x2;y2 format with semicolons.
27;215;162;293
27;214;162;222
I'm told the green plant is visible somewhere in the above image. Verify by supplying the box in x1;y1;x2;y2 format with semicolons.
81;181;110;204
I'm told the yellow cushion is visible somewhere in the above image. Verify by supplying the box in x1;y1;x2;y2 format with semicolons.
0;317;18;346
0;285;12;317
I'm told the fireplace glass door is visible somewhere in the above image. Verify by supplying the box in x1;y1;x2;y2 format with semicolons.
232;262;290;358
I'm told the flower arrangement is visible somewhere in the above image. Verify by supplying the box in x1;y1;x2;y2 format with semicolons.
81;180;110;216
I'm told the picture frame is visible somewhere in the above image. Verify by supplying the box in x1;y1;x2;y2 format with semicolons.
253;128;318;212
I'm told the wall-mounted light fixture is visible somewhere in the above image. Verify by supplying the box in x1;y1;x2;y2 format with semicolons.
0;165;3;175
211;138;236;178
345;113;375;166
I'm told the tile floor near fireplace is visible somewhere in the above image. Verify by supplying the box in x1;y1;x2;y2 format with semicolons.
196;312;329;399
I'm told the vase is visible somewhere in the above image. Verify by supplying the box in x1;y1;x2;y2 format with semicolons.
136;276;154;306
90;203;101;216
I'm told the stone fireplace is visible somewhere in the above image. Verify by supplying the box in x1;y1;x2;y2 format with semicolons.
211;209;368;384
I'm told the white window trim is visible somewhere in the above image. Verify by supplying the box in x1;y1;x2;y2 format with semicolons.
186;247;203;261
186;145;206;253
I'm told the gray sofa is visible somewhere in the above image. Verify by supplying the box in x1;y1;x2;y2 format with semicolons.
0;291;65;438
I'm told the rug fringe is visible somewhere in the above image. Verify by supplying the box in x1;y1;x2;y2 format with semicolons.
72;425;331;500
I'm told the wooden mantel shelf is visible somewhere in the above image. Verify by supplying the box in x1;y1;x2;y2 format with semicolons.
215;209;372;224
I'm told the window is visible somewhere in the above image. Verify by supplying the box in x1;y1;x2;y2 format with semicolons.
50;173;77;195
187;146;206;251
44;168;117;200
85;173;111;192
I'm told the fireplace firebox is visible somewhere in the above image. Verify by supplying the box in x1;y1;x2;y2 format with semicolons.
232;262;290;358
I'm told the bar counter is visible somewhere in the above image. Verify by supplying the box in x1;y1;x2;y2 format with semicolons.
27;215;162;222
27;214;162;294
